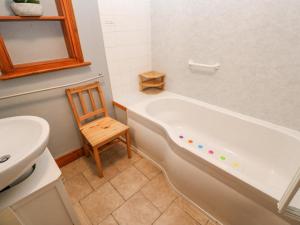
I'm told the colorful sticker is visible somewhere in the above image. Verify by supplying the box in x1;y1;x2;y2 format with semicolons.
178;134;240;169
232;162;240;169
220;156;226;161
198;144;204;149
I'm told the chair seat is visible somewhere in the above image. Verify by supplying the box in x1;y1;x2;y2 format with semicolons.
80;117;129;147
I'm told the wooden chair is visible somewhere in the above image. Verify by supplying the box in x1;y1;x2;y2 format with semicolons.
66;82;131;177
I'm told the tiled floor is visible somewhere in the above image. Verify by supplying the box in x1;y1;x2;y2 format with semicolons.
61;143;220;225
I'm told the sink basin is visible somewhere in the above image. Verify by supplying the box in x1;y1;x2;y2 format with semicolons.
0;116;49;191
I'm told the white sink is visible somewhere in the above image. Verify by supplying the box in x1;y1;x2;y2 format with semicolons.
0;116;49;191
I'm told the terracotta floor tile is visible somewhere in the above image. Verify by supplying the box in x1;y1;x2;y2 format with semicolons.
83;161;120;190
99;215;118;225
73;202;92;225
134;158;161;179
110;166;148;200
141;174;178;212
113;192;161;225
61;157;91;181
114;151;142;171
175;197;209;225
80;183;124;225
100;144;142;171
153;203;200;225
64;174;93;203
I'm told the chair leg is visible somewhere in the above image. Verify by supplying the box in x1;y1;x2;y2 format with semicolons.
125;130;132;159
93;146;104;178
82;135;90;157
83;142;90;157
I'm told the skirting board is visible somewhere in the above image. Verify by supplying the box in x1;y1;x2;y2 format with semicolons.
55;148;84;168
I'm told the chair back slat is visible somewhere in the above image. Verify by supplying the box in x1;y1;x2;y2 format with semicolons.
88;89;97;111
97;85;108;117
78;92;88;114
66;81;107;128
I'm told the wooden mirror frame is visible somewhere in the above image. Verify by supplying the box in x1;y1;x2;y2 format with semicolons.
0;0;91;80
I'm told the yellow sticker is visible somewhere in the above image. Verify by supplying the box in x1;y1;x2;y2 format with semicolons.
232;162;240;169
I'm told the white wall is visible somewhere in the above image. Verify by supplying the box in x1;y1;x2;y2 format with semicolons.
0;0;114;157
98;0;152;98
151;0;300;131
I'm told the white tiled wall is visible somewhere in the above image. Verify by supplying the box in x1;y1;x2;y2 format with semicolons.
98;0;300;131
98;0;151;98
151;0;300;131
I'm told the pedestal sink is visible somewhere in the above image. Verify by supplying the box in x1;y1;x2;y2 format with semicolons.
0;116;49;191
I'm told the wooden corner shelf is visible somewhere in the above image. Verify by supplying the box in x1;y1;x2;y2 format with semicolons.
0;16;65;21
139;71;165;91
141;80;164;88
0;0;91;80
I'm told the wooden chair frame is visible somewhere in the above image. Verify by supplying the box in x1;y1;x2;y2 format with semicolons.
66;82;131;177
66;82;108;128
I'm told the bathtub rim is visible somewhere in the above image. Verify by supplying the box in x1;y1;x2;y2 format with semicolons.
127;92;300;141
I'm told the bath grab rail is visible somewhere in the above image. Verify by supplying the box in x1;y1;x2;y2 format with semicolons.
278;168;300;221
188;60;220;70
0;74;103;101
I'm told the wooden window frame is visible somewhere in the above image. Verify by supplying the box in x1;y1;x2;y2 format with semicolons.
0;0;91;80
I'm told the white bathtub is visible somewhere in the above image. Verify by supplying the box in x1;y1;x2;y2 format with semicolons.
126;92;300;225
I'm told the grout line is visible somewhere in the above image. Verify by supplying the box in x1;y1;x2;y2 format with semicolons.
138;173;169;212
133;158;162;180
109;166;154;217
139;190;162;215
109;182;148;217
60;159;82;182
111;213;120;225
109;165;150;201
78;200;94;225
109;178;127;202
109;165;139;200
151;196;179;225
78;180;124;225
74;173;97;206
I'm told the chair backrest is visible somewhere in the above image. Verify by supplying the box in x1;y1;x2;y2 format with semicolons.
66;81;108;128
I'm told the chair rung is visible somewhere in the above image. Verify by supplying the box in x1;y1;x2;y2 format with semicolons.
80;109;105;121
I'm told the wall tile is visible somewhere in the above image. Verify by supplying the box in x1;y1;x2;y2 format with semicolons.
98;0;151;97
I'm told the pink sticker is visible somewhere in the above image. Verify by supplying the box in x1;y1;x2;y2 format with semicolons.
208;150;214;155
